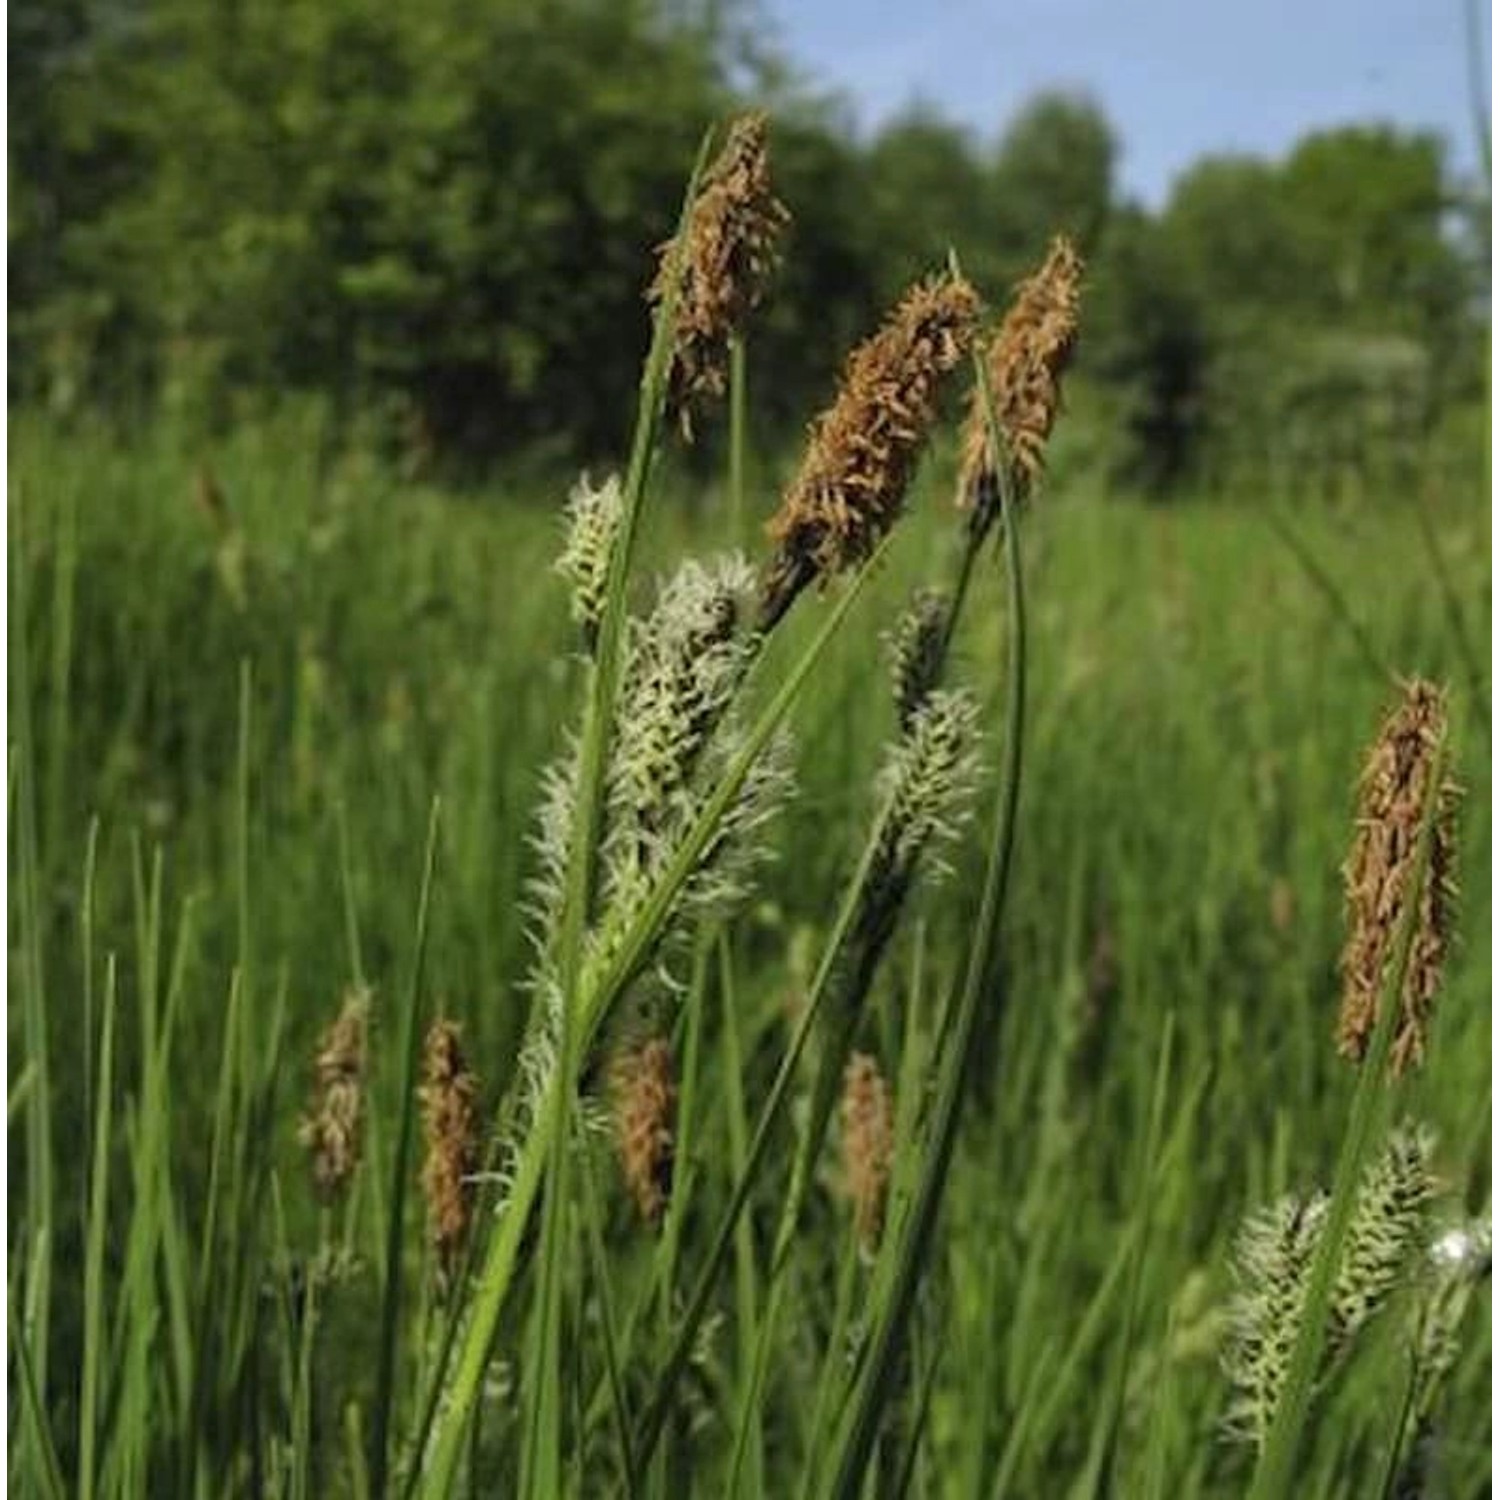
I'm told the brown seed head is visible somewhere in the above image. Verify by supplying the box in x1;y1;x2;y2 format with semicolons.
650;113;790;441
297;987;370;1201
420;1017;481;1281
840;1051;894;1255
1337;679;1460;1077
957;236;1084;525
193;461;231;535
611;1037;677;1228
761;271;982;629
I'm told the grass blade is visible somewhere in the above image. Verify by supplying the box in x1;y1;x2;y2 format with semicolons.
11;1283;67;1500
520;127;713;1497
370;798;443;1497
1076;1014;1176;1496
580;1149;638;1493
629;772;894;1480
78;952;118;1500
11;485;56;1407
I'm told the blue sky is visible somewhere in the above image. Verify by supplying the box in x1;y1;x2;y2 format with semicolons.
761;0;1491;206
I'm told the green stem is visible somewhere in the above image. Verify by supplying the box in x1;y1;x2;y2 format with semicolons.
521;131;714;1492
11;1283;66;1500
630;808;890;1482
729;334;748;545
824;339;1030;1499
11;488;55;1405
369;801;442;1497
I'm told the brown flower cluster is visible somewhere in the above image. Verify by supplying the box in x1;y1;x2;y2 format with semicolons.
650;113;790;440
297;987;370;1201
957;236;1084;525
612;1037;677;1227
760;272;982;630
420;1017;481;1281
840;1051;894;1255
1337;679;1460;1077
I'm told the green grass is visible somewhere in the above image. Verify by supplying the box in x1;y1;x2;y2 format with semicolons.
7;396;1491;1496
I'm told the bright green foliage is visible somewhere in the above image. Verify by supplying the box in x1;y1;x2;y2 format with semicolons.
7;399;1491;1494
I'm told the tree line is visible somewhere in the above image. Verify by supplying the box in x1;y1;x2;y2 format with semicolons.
11;0;1489;489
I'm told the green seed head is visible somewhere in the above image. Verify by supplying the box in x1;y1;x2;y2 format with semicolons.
557;472;625;652
887;588;950;730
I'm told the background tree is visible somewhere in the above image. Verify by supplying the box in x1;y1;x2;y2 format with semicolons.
8;0;1487;485
989;91;1117;267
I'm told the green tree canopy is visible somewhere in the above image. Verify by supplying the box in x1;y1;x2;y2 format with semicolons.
9;1;1486;487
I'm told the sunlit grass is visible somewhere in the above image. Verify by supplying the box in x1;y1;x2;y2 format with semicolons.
8;386;1491;1495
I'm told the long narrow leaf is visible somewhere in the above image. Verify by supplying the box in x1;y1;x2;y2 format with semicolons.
11;1285;67;1500
523;127;713;1496
78;953;118;1500
370;799;443;1497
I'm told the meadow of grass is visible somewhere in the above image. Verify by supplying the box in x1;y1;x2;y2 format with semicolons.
8;373;1492;1496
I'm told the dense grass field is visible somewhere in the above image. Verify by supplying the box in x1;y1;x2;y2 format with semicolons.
8;403;1492;1496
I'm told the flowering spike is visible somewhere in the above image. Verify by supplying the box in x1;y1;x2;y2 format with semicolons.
649;113;790;441
760;271;981;630
297;987;371;1202
958;236;1083;530
840;1051;895;1255
420;1017;481;1284
1337;678;1460;1077
557;472;625;653
612;1037;677;1227
1330;1120;1436;1350
887;588;950;730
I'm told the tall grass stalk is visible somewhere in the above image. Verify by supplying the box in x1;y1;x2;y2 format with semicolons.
717;931;766;1492
45;479;78;867
11;488;56;1410
523;129;714;1495
824;333;1029;1498
415;523;888;1489
1247;717;1451;1499
1077;1015;1176;1495
10;1282;65;1500
624;576;903;1478
580;1148;638;1491
77;952;118;1500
